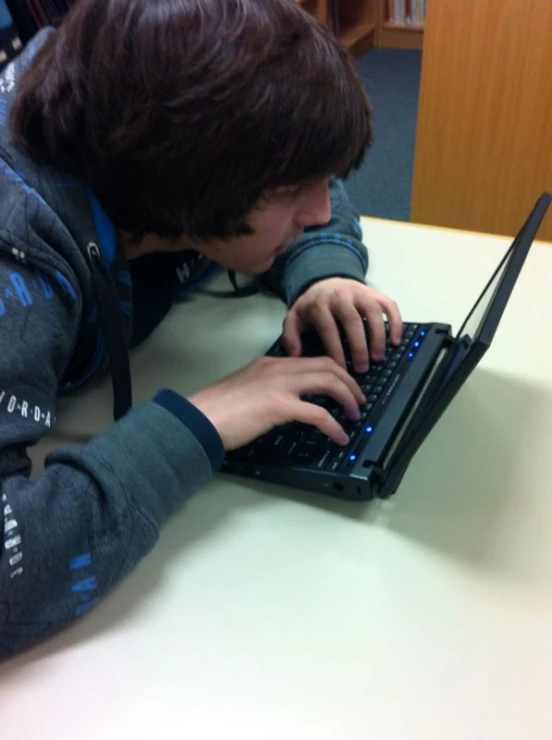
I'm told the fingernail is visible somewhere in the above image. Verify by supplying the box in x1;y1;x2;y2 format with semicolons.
351;407;361;421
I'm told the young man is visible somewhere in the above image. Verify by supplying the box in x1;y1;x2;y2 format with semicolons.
0;0;402;658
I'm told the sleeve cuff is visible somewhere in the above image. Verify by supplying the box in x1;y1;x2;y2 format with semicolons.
153;389;225;471
283;239;368;306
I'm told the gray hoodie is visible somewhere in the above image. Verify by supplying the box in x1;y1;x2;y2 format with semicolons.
0;30;369;659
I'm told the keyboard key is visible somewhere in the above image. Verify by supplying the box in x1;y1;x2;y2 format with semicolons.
285;440;299;457
273;433;286;449
302;439;322;454
293;448;314;466
291;423;311;439
328;448;348;472
310;430;331;445
312;449;332;470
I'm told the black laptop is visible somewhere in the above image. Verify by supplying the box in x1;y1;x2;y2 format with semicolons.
222;193;551;500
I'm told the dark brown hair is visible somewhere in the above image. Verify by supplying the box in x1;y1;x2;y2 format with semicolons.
10;0;373;241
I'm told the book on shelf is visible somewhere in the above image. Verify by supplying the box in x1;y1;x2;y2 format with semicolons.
386;0;426;28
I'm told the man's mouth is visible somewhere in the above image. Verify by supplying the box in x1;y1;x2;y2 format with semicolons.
274;234;303;256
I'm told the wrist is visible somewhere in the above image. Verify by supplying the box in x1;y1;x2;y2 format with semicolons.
154;389;226;469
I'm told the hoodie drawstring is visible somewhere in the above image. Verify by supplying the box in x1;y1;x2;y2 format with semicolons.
87;242;133;421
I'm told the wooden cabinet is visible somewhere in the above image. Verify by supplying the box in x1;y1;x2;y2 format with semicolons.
411;0;552;241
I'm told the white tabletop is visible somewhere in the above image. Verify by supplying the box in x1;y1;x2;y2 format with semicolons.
2;218;552;740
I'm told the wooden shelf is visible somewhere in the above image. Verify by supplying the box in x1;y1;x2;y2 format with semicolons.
338;22;377;56
383;23;424;31
336;0;378;56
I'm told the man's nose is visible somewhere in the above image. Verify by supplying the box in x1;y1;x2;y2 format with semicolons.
295;180;332;229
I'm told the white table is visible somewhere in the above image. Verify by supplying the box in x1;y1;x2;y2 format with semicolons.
2;218;552;740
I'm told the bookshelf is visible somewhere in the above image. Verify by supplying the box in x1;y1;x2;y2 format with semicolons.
298;0;424;55
377;1;424;49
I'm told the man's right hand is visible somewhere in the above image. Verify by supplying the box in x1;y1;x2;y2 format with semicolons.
188;356;366;451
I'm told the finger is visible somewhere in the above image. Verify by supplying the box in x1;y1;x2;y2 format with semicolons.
281;311;304;357
292;371;363;421
358;303;387;362
310;304;347;369
278;356;366;405
294;403;350;446
333;303;369;374
318;358;366;406
379;297;403;346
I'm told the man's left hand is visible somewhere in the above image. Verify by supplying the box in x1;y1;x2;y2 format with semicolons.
282;278;403;373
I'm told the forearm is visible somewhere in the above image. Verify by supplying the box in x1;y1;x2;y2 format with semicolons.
0;398;223;659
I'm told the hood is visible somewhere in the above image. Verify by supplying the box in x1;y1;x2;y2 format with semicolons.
0;28;134;416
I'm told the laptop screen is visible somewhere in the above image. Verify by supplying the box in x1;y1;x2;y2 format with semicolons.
456;192;552;348
381;193;551;496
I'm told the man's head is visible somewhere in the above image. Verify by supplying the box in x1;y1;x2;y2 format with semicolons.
11;0;372;261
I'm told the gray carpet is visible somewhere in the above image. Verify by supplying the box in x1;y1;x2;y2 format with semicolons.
343;48;423;222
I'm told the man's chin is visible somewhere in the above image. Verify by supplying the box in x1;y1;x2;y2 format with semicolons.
239;258;276;276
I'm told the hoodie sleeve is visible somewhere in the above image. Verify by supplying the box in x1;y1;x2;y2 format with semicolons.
0;257;223;659
258;178;369;306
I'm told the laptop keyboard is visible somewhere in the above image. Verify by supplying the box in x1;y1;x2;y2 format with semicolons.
224;322;430;474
